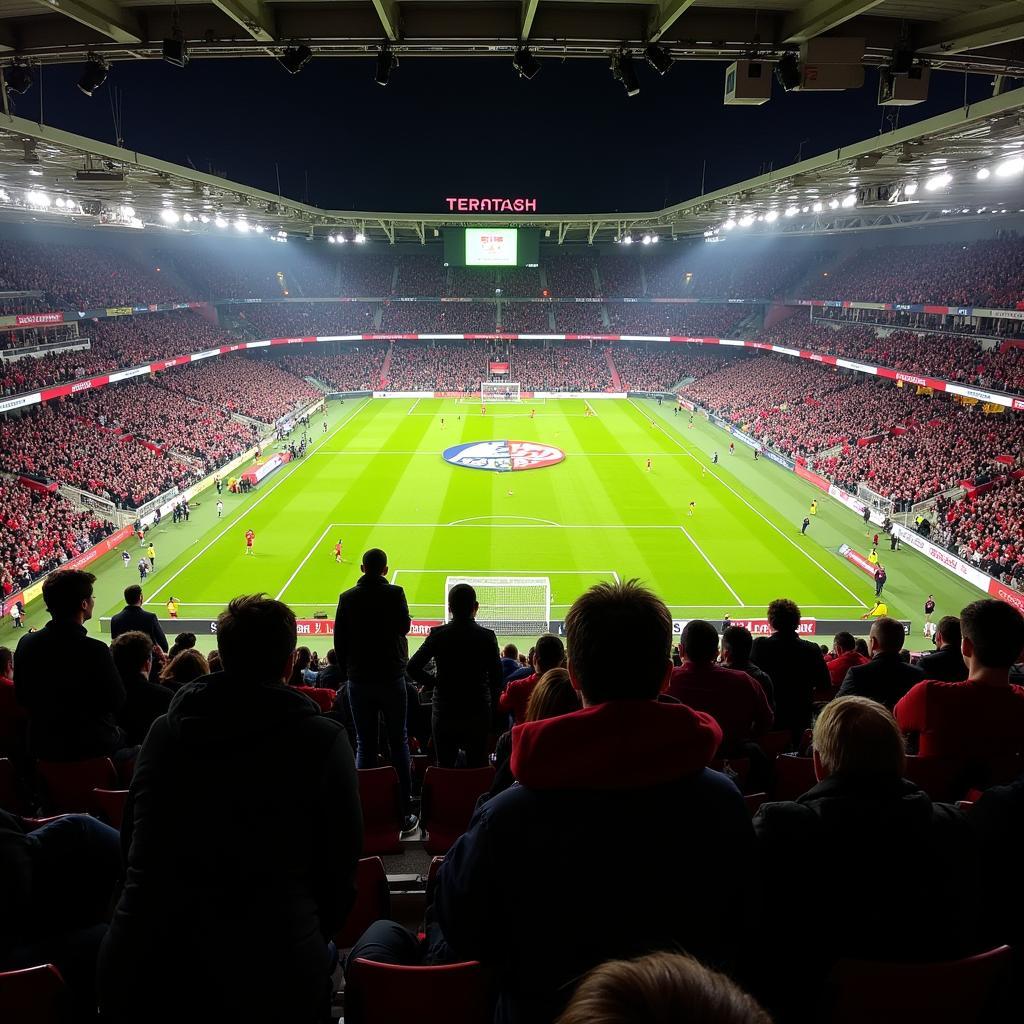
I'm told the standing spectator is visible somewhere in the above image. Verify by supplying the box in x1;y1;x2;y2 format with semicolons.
14;570;126;761
499;633;565;725
433;580;755;1024
874;565;887;597
9;600;22;629
719;624;775;711
895;599;1024;765
110;631;171;747
110;585;169;652
917;615;969;682
500;643;521;680
406;583;502;769
837;617;924;710
99;595;362;1024
826;632;869;691
750;599;829;740
333;547;415;830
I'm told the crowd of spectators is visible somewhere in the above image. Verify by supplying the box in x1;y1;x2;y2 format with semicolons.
612;345;734;391
513;341;613;391
236;302;379;337
449;267;498;298
595;256;643;297
545;255;598;297
387;341;487;392
278;346;387;391
497;302;552;333
606;304;746;337
644;247;826;300
395;255;447;297
552;303;606;334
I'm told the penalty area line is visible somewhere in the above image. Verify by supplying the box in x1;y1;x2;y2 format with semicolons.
678;525;744;605
275;524;338;601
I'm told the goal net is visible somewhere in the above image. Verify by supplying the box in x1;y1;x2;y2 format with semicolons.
444;576;550;635
481;381;521;403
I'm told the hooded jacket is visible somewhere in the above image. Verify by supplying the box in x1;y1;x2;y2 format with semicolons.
434;699;756;1024
98;672;362;1024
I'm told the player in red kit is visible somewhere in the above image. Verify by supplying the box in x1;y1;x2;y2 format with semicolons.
245;529;255;555
334;538;344;563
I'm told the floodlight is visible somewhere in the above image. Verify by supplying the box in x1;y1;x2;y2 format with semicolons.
160;209;179;224
765;210;779;222
280;45;313;75
611;53;640;97
3;64;33;96
828;198;840;210
77;55;108;97
182;213;194;223
25;190;49;207
977;167;991;180
904;180;918;196
214;216;228;228
644;43;673;76
784;206;799;217
375;45;394;86
841;193;857;208
641;233;652;245
924;172;952;191
354;232;366;243
120;205;135;219
723;219;736;231
622;234;634;244
812;201;823;212
995;157;1024;178
235;219;250;232
162;35;189;68
512;47;540;80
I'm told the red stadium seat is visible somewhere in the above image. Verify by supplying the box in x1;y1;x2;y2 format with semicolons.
904;755;962;802
824;945;1012;1024
421;766;494;855
0;964;67;1023
758;730;794;759
744;792;767;816
334;856;391;949
346;958;491;1024
358;767;403;855
772;755;817;801
36;758;117;814
90;787;128;829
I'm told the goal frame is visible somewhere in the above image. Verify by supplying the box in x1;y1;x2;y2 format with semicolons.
481;381;522;403
444;575;551;635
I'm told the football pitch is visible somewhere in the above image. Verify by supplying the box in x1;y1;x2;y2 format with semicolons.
83;395;982;644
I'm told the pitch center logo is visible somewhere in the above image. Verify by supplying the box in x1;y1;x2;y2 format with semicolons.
442;440;565;472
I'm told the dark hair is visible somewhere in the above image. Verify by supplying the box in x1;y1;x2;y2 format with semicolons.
0;646;12;678
362;548;388;575
936;615;962;647
160;648;209;686
870;616;906;653
206;650;222;673
833;631;856;653
681;620;720;664
288;646;312;686
555;952;771;1024
565;580;671;703
503;643;518;660
524;668;582;723
448;583;477;618
111;630;154;679
217;595;297;681
721;625;753;662
325;648;337;666
767;598;801;633
961;599;1024;670
168;632;197;659
124;584;143;605
854;638;869;658
534;633;566;673
42;570;95;619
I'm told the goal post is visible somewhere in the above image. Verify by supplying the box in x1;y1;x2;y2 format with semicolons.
481;381;521;403
444;576;551;635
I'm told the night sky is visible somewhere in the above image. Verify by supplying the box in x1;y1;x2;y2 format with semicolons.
11;56;993;214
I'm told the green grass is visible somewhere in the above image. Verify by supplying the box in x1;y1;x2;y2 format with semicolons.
44;394;980;653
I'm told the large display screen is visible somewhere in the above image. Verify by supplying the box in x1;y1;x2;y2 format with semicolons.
465;228;518;266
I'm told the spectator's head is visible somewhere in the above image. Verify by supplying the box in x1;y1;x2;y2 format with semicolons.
502;643;518;660
289;646;312;686
525;668;582;723
720;625;753;666
868;617;906;657
554;952;771;1024
533;633;566;674
833;631;856;654
160;648;210;687
813;696;906;781
680;620;720;665
206;651;222;673
124;584;143;607
217;594;297;683
169;632;197;657
819;644;829;656
325;649;337;666
564;580;672;705
447;583;477;620
0;646;12;679
767;598;801;634
42;569;96;623
111;630;154;682
361;548;388;577
935;615;962;650
960;599;1024;676
854;638;869;658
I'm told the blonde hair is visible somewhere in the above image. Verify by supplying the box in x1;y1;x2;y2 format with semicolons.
813;696;906;778
555;952;771;1024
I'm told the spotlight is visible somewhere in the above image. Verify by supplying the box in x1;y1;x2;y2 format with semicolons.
234;219;250;232
641;233;652;245
327;235;336;244
644;43;673;76
651;234;659;243
280;44;313;75
77;55;108;97
812;201;823;212
214;216;228;228
765;210;779;222
337;233;348;244
3;63;33;96
977;167;991;180
904;180;918;196
199;214;210;223
784;206;799;217
160;209;179;224
120;205;135;219
841;193;857;208
512;47;540;80
738;214;754;227
775;52;801;91
995;157;1024;178
182;212;194;223
924;171;952;191
375;45;394;86
354;232;366;243
723;219;736;231
622;234;634;244
611;52;640;97
25;190;49;207
162;35;189;68
828;198;840;210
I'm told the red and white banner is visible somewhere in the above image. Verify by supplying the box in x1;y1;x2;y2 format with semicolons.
489;361;510;374
293;618;444;638
16;311;64;326
673;617;818;636
839;544;877;577
241;451;293;486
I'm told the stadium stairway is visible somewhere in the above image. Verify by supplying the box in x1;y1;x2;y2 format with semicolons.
378;341;394;389
604;348;623;390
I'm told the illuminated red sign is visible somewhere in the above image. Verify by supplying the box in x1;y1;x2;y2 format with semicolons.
446;197;538;212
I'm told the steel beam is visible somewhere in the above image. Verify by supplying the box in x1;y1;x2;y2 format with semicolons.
371;0;401;42
782;0;887;44
647;0;699;44
31;0;141;45
521;0;541;42
209;0;276;43
916;3;1024;55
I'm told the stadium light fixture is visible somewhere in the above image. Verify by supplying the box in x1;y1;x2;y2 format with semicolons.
723;219;736;231
235;219;250;232
828;198;840;210
182;213;194;223
641;233;652;244
622;233;634;244
775;52;801;92
784;206;799;217
904;180;919;196
924;171;952;191
644;43;673;76
375;45;394;86
738;214;754;227
3;63;34;96
214;216;228;228
512;47;540;80
25;189;49;207
77;54;108;96
160;209;179;224
279;44;313;75
255;224;264;233
354;232;366;243
337;233;348;243
327;235;336;243
120;205;135;219
55;197;65;208
611;52;640;97
976;167;991;181
995;156;1024;178
765;210;779;223
652;234;659;243
812;201;823;213
199;214;209;223
841;193;857;208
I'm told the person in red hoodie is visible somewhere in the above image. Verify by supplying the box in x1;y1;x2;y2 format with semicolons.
895;599;1024;775
498;632;565;725
826;632;869;691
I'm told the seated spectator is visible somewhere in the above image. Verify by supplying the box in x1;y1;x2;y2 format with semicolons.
837;617;924;709
827;631;869;690
895;599;1024;769
158;648;209;693
98;595;362;1024
668;619;773;753
287;647;336;713
315;647;343;689
917;615;969;682
500;643;521;679
719;624;775;711
14;569;127;761
750;696;977;1019
110;585;169;652
433;580;755;1024
499;632;565;725
555;952;771;1024
111;631;171;747
167;631;197;662
407;583;502;769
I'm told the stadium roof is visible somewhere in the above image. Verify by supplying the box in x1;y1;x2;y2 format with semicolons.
2;1;1024;77
2;82;1024;241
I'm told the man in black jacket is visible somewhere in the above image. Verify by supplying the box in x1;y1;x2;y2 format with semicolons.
333;548;414;826
99;594;362;1024
750;599;829;740
407;583;502;768
110;631;171;747
917;615;969;682
838;616;923;709
14;569;127;761
109;585;169;652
